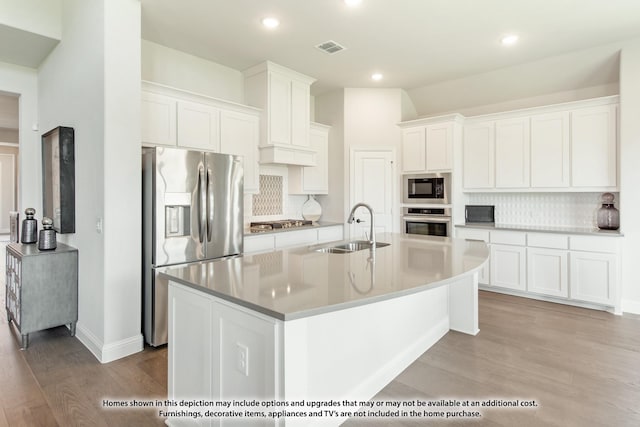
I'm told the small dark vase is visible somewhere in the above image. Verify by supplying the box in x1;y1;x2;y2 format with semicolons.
597;193;620;230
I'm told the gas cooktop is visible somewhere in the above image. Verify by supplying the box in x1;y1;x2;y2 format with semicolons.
250;219;314;233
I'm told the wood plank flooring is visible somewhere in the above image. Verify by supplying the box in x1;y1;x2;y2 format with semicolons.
2;285;639;426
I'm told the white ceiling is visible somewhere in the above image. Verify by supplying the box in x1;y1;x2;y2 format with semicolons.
141;0;640;97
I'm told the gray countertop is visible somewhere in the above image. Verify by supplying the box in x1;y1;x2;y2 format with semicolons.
456;223;623;237
244;221;343;236
161;232;488;321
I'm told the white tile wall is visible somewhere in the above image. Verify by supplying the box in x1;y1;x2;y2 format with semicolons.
467;192;620;228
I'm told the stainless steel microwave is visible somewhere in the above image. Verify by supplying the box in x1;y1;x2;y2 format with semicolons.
403;173;450;204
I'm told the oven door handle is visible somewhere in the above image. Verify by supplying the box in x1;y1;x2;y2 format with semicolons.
403;216;451;223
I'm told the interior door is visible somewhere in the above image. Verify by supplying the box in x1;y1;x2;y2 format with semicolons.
350;149;395;239
0;154;16;234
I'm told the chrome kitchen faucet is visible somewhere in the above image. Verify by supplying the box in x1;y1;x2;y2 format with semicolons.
347;202;375;247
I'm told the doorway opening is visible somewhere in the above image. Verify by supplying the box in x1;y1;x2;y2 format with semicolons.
0;92;20;241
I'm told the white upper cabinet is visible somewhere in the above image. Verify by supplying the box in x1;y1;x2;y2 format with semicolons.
426;122;454;172
495;117;530;188
571;104;617;188
220;109;260;194
244;62;317;166
141;91;177;146
290;79;311;148
140;81;261;194
401;127;426;172
463;121;495;189
462;96;618;192
399;115;460;174
177;100;220;152
530;112;570;188
289;122;330;194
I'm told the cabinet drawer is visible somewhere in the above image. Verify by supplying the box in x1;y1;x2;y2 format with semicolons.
244;235;275;253
317;226;343;243
569;236;619;253
527;233;569;249
490;230;526;246
456;228;490;242
275;229;318;248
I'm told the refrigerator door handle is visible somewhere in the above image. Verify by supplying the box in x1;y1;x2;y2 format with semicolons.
206;167;214;242
198;164;206;243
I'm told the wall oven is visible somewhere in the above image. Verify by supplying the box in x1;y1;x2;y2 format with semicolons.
403;207;452;237
403;173;449;204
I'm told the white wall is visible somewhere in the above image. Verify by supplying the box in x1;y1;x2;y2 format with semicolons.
343;88;404;233
142;39;244;103
619;39;640;313
315;89;345;223
38;0;142;362
408;42;621;117
0;61;38;212
0;0;62;38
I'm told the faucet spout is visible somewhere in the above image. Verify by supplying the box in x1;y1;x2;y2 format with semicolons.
347;202;376;247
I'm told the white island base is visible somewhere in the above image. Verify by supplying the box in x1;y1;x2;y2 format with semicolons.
164;234;485;427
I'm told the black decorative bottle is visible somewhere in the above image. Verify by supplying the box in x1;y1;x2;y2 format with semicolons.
596;193;620;230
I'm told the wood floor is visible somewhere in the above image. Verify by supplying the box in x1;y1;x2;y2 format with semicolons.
2;288;639;426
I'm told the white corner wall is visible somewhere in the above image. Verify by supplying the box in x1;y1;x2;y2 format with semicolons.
619;39;640;314
315;89;345;223
141;39;244;103
38;0;142;362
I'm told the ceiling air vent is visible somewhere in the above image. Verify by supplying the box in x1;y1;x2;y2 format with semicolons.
315;40;346;54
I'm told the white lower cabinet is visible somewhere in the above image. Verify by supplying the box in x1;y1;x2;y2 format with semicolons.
490;244;526;291
456;226;621;312
244;225;344;254
570;251;617;306
527;247;568;298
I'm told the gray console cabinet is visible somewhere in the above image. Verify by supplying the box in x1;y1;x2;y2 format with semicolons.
5;242;78;349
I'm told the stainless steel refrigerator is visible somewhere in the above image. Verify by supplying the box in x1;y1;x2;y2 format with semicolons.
142;147;243;346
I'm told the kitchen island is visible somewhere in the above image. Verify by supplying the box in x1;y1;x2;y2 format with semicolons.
162;233;488;426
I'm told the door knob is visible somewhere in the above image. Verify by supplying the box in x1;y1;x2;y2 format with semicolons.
356;218;365;223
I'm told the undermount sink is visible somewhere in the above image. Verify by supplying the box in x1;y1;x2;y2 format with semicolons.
314;240;390;254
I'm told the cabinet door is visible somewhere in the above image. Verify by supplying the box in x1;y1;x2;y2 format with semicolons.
268;71;292;145
303;125;329;193
527;247;568;297
570;251;617;305
177;100;220;151
463;122;495;189
290;79;310;147
141;92;177;146
220;110;260;193
530;112;570;188
495;117;530;188
490;244;526;291
168;284;213;403
571;105;617;188
426;122;453;172
401;127;426;172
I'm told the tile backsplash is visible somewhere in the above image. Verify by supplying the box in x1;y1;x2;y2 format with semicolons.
467;192;620;228
252;175;283;216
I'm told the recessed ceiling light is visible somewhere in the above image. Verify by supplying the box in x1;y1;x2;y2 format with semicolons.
371;73;383;81
501;34;519;46
261;17;280;29
344;0;363;7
